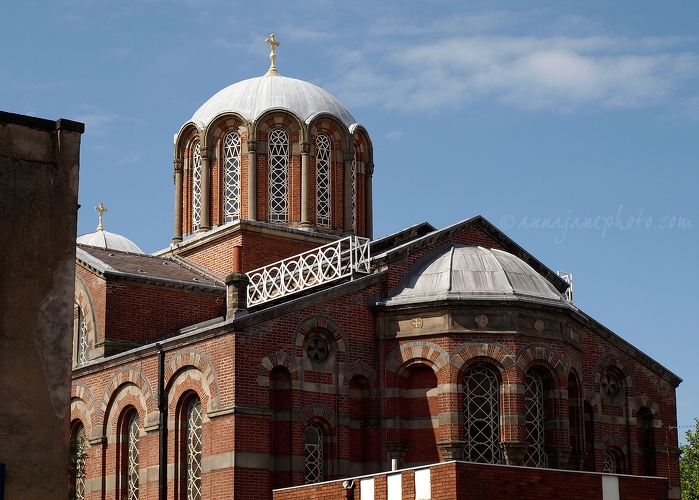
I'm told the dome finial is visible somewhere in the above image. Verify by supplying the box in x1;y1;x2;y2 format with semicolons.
265;34;280;74
95;202;108;231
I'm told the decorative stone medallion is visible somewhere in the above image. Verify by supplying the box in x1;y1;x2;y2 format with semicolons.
534;319;545;332
601;373;620;397
307;337;329;362
411;318;423;329
475;314;488;327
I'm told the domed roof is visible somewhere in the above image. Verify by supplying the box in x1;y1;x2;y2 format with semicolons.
77;229;144;254
190;70;356;129
376;244;566;307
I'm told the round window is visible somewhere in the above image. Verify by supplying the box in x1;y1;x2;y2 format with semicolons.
306;337;329;362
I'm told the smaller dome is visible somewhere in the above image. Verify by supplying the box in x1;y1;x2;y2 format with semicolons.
77;229;144;254
377;244;565;307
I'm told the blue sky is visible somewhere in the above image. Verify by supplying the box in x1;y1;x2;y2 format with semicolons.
2;1;698;439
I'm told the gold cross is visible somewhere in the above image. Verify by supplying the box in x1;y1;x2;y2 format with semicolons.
265;34;280;71
95;202;108;231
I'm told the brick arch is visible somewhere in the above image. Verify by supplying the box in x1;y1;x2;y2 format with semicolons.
164;348;220;410
515;343;567;387
351;125;373;164
601;434;628;455
308;114;352;150
566;352;584;383
206;113;248;144
103;385;149;441
167;368;212;416
71;382;98;430
593;356;634;393
175;122;203;159
292;315;348;356
633;395;661;419
257;350;295;387
450;340;515;383
385;341;449;377
99;367;155;426
344;360;377;386
253;109;305;138
303;403;336;428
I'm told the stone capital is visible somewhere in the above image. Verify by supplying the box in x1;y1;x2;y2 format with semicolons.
343;150;355;163
173;159;184;173
246;140;258;153
365;163;375;176
200;147;210;160
300;141;311;154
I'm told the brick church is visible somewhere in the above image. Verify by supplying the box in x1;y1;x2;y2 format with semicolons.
70;36;682;500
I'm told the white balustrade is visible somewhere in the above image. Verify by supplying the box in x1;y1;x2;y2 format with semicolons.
247;236;371;307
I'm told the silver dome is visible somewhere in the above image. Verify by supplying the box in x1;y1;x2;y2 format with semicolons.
190;71;356;129
378;244;566;307
77;229;144;254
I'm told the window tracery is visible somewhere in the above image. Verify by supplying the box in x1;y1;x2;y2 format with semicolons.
603;450;618;473
186;398;203;500
463;366;502;464
304;424;323;484
268;129;289;222
223;132;241;222
315;134;331;227
127;412;140;500
77;307;88;367
523;371;548;468
192;141;202;231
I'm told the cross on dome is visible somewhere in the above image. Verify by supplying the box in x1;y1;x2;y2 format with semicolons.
95;202;108;231
265;34;280;73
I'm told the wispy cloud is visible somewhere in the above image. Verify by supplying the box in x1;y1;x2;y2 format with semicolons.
329;32;699;113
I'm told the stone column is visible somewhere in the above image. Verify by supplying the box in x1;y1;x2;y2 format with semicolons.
247;140;257;220
343;150;354;235
199;146;211;231
365;162;374;239
225;271;249;317
299;141;311;229
172;159;183;243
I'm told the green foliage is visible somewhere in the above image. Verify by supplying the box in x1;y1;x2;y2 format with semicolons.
681;418;699;500
69;434;88;500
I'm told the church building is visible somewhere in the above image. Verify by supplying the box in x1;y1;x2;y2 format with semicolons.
70;36;682;500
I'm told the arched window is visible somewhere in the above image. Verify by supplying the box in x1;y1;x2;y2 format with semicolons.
315;134;332;227
186;398;203;500
603;449;622;473
638;408;656;476
76;306;88;367
463;366;502;464
126;412;140;500
223;132;241;222
568;373;584;469
304;423;324;484
524;370;548;468
192;141;202;231
71;423;87;500
268;129;289;222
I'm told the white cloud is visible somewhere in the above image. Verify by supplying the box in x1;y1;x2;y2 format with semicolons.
329;34;699;113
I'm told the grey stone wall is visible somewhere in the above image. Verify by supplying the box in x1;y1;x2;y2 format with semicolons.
0;111;83;500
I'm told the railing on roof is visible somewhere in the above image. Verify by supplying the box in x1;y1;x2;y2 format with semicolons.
557;271;574;303
246;236;371;307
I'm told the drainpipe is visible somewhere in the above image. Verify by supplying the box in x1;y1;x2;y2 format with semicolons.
157;343;167;500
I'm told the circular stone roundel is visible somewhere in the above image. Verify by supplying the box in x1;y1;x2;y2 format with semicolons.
307;337;329;362
601;373;621;397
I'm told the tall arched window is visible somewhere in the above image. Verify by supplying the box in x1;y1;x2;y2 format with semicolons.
71;423;87;500
186;398;203;500
524;370;548;468
223;132;241;222
604;449;622;473
638;408;656;476
76;307;88;367
304;423;323;484
315;134;332;227
268;129;289;222
126;412;140;500
192;141;202;231
463;366;502;464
